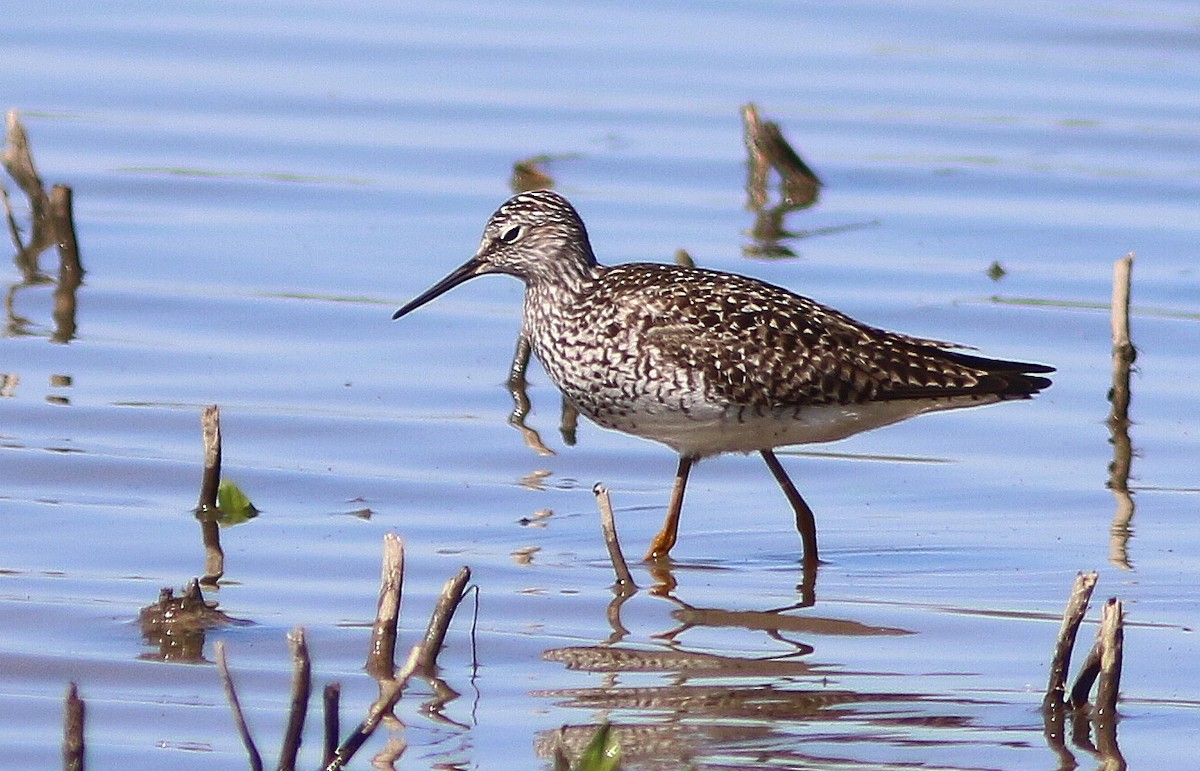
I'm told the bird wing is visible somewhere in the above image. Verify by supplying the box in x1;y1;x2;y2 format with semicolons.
607;264;1046;410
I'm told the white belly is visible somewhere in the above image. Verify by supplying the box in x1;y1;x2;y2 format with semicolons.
589;393;1001;458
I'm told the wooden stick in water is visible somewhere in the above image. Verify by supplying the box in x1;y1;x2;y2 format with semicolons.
215;641;264;771
198;405;222;512
197;405;225;584
62;682;85;771
327;556;473;769
323;645;422;771
1069;596;1127;715
1043;570;1098;711
417;567;472;673
367;533;405;679
593;484;636;590
50;185;83;344
1095;598;1125;721
49;185;82;274
3;109;53;281
276;628;311;771
322;683;340;769
1094;599;1127;768
1107;253;1135;570
1110;253;1134;360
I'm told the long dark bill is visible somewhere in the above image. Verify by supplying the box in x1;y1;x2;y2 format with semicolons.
392;257;484;320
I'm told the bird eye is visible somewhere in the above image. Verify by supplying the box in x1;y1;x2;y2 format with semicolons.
499;225;523;244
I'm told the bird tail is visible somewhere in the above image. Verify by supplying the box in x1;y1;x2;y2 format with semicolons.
938;350;1054;397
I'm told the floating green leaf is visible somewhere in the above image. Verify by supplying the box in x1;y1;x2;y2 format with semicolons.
216;480;259;526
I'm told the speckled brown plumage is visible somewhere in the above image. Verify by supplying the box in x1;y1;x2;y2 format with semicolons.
393;190;1053;563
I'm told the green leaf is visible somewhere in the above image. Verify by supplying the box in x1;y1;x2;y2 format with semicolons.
216;480;259;526
577;722;620;771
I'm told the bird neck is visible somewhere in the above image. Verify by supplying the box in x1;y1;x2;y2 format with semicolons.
524;245;602;299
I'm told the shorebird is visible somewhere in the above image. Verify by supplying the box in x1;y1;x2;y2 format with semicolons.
393;190;1053;566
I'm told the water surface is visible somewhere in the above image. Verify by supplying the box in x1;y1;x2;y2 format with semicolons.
3;1;1198;769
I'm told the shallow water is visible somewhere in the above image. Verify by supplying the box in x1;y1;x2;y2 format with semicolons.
3;1;1199;769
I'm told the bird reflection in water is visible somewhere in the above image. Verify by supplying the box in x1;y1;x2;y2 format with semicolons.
535;564;1005;771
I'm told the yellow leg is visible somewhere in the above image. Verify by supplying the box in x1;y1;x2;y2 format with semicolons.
761;449;819;567
645;455;694;560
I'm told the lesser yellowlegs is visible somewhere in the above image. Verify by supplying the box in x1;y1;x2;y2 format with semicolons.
393;191;1053;566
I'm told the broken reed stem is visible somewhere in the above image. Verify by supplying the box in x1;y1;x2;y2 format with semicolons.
327;557;474;770
196;406;225;584
62;682;85;771
592;484;636;590
3;109;48;214
215;641;264;771
209;538;475;771
4;109;53;281
509;155;555;194
1107;254;1135;571
417;567;472;673
1066;600;1126;717
1108;252;1135;428
367;533;405;680
49;184;83;275
366;646;422;731
50;186;82;344
275;628;311;771
1044;571;1099;711
1094;598;1125;722
196;405;225;584
1;183;20;250
322;683;340;769
740;102;821;210
741;103;770;211
198;405;222;511
1070;643;1103;709
3;112;84;318
1110;253;1134;357
323;645;422;771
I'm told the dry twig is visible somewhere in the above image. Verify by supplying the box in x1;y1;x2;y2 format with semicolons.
1107;254;1136;569
215;640;264;771
198;405;222;511
1042;574;1127;768
1044;570;1099;710
322;683;340;768
62;682;85;771
741;102;821;211
1071;597;1126;711
1094;599;1124;721
210;534;473;771
196;405;225;584
367;534;405;679
326;543;473;770
276;628;311;771
48;184;83;342
592;484;636;589
417;567;472;673
323;645;422;771
3;110;48;217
